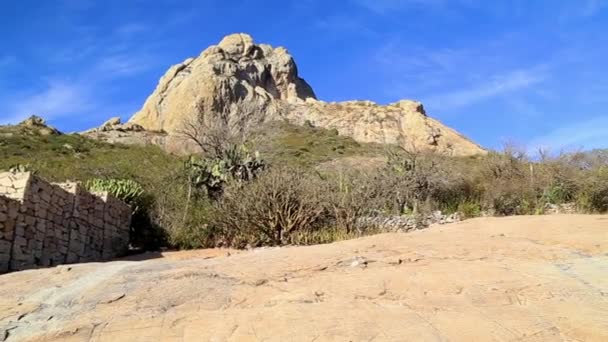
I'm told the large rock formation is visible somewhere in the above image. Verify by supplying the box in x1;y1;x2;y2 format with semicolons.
126;33;485;156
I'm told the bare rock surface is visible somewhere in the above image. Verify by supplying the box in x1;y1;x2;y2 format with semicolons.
0;116;61;137
122;33;485;156
1;215;607;341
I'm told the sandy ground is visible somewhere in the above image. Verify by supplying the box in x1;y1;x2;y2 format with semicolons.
0;215;606;342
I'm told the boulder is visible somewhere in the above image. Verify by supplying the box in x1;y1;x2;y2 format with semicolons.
100;117;122;131
18;115;61;136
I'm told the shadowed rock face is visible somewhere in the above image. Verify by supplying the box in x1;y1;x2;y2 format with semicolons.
127;33;486;156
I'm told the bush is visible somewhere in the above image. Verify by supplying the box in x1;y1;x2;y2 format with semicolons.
457;201;482;218
378;149;442;214
578;166;608;213
324;170;382;234
211;167;328;247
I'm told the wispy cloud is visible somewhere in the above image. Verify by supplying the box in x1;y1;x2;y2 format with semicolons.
425;68;547;109
370;32;562;113
0;46;155;125
528;116;608;152
114;23;149;37
0;2;159;128
0;80;93;125
93;53;154;77
314;15;376;36
374;43;476;88
353;0;446;13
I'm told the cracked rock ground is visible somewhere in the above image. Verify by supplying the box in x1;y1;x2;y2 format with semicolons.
0;215;607;341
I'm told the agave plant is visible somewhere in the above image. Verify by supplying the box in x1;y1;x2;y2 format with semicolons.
85;178;145;212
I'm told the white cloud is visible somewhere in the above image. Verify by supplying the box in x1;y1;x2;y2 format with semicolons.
0;46;154;126
528;116;608;152
425;68;547;109
0;80;93;125
314;15;376;36
0;16;158;127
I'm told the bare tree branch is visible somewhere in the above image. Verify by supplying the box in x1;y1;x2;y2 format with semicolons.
176;102;253;158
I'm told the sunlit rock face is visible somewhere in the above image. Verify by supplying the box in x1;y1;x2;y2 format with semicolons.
128;33;485;156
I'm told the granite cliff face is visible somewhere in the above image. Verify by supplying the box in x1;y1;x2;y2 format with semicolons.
126;33;485;156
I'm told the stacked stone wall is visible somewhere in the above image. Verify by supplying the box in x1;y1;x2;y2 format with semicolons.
0;172;131;273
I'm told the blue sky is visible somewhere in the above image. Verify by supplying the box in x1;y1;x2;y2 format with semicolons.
0;0;607;152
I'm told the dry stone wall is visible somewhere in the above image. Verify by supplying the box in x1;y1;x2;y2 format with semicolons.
0;172;131;274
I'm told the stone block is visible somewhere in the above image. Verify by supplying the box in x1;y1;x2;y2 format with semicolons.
0;260;8;273
0;239;11;254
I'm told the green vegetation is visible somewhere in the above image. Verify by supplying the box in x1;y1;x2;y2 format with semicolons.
253;121;388;166
1;121;606;251
0;124;184;248
84;178;158;247
184;144;266;199
85;178;145;209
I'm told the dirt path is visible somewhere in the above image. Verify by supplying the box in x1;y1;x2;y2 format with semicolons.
1;215;607;341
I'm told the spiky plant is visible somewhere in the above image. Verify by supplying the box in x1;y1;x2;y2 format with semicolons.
85;178;145;212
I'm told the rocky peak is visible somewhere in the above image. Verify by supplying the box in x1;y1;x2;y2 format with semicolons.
123;33;485;156
129;33;316;134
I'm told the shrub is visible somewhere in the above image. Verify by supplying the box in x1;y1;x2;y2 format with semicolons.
211;167;328;247
457;201;482;218
579;166;608;213
324;170;381;234
377;148;450;215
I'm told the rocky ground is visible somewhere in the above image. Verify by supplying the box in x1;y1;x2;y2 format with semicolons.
0;215;607;341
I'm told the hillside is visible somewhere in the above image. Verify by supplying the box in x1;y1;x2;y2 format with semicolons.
2;117;606;252
1;117;393;247
0;118;182;187
0;118;385;177
0;215;606;341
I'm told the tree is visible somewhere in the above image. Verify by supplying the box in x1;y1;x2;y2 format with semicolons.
176;103;253;158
